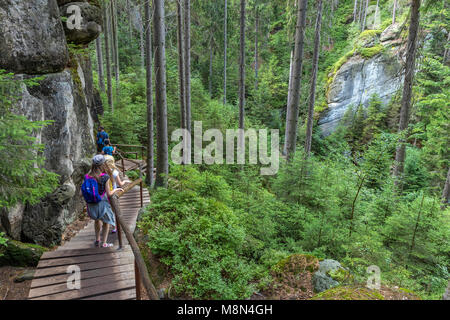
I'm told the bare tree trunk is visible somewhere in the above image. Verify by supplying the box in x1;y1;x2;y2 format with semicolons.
284;0;308;159
140;0;145;69
103;2;113;111
239;0;246;132
374;0;380;28
358;0;363;23
96;37;105;92
286;49;294;109
177;0;186;129
441;168;450;210
111;0;120;99
145;0;154;187
392;0;398;24
126;0;133;41
254;6;259;91
305;0;323;157
223;0;228;105
209;34;214;97
153;0;168;188
394;0;421;183
361;0;368;31
353;0;358;22
184;0;191;134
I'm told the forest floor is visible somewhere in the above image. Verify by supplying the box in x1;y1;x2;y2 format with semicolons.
0;266;34;300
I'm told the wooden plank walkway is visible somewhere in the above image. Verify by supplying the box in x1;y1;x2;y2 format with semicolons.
28;182;150;300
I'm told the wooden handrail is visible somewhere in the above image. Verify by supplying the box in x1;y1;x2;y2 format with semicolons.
109;177;158;300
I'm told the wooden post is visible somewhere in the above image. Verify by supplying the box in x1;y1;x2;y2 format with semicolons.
135;260;142;300
139;164;143;207
109;193;159;300
121;158;125;174
111;198;123;249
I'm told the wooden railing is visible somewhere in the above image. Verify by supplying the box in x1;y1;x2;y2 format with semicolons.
108;167;158;300
112;144;147;160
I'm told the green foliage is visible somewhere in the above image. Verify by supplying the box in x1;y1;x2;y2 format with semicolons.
0;70;59;208
0;232;8;258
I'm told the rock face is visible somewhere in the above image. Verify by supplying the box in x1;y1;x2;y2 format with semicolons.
318;25;405;136
0;0;69;74
313;259;347;293
0;0;102;246
60;2;103;45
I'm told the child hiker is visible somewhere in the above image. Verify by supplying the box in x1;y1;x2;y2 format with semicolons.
102;139;116;156
104;155;130;233
81;155;123;247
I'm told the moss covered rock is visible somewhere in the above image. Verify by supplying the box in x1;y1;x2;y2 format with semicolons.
311;286;385;300
0;239;47;267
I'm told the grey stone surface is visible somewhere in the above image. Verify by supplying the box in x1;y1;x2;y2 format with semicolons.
14;269;36;283
0;204;25;241
60;2;103;45
0;0;69;74
313;259;342;293
319;53;403;136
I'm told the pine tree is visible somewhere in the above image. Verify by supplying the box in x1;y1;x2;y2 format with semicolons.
145;0;154;187
153;0;169;188
284;0;308;159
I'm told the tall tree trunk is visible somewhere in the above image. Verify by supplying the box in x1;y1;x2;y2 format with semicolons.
140;0;145;69
358;0;363;23
392;0;398;24
223;0;228;105
96;37;105;92
286;49;294;110
393;0;421;183
177;0;186;129
283;0;308;159
111;0;120;99
145;0;154;187
254;6;259;91
305;0;323;157
441;168;450;210
353;0;358;22
153;0;168;188
184;0;191;134
239;0;246;132
361;0;368;31
126;0;133;41
209;34;214;97
103;2;113;111
374;0;380;28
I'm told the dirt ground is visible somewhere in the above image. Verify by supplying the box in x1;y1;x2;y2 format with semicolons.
0;266;34;300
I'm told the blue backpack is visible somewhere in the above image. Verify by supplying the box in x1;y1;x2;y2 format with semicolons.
97;131;108;146
81;174;105;203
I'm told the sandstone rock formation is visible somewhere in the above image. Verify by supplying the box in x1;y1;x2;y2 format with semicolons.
318;24;405;136
0;0;102;246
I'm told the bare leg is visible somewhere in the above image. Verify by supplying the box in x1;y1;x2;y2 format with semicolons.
101;222;110;244
94;220;102;242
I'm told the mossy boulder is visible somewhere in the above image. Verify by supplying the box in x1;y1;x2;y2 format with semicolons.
0;239;47;267
272;254;319;275
311;286;385;300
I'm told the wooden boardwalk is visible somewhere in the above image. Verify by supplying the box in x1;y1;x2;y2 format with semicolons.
28;182;150;300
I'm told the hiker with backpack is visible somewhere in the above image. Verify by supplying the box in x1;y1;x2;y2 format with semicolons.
102;139;116;156
81;155;123;248
96;127;109;153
